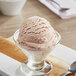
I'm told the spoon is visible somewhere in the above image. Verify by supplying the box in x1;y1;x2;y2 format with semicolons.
60;61;76;76
47;0;69;12
68;61;76;73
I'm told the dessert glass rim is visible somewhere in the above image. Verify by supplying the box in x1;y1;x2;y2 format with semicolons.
13;29;61;49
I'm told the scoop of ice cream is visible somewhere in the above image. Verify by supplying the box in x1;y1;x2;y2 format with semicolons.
18;16;58;51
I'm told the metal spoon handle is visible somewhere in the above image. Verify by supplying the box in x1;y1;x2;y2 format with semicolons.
69;69;76;73
60;71;71;76
50;0;61;8
47;0;69;12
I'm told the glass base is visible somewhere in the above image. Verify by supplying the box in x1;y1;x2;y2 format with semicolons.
15;61;52;76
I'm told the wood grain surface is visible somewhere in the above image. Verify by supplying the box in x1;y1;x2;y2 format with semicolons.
0;0;76;50
0;37;69;76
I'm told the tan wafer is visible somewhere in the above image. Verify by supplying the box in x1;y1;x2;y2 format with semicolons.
0;36;27;62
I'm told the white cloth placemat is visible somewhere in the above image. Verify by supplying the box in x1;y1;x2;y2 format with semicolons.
0;44;76;76
51;44;76;64
39;0;76;19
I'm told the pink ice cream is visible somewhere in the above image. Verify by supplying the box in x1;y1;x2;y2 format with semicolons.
18;16;58;52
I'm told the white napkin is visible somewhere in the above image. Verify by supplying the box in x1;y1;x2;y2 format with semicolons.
0;53;20;76
39;0;76;19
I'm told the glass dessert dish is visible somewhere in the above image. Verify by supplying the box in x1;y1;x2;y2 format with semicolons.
13;29;61;76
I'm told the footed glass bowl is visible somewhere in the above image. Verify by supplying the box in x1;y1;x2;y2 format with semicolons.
13;30;61;76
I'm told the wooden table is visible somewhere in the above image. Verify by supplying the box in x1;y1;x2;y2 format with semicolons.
0;0;76;50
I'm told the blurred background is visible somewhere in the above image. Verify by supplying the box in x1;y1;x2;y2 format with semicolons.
0;0;76;50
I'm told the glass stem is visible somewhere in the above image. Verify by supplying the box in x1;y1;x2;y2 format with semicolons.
27;59;44;71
